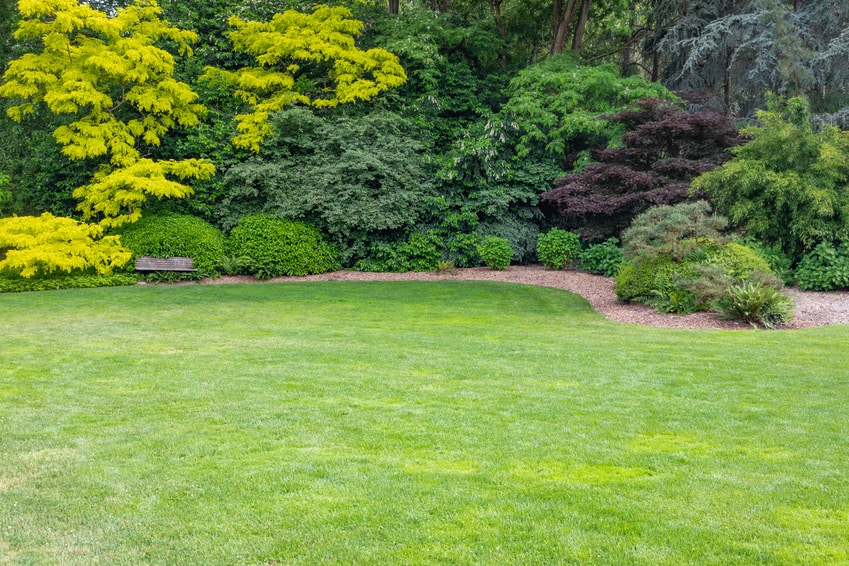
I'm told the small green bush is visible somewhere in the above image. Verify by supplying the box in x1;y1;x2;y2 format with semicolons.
615;254;698;304
537;228;581;270
706;242;773;279
716;281;794;329
0;270;138;293
353;231;443;273
116;213;225;278
227;214;340;278
477;236;513;270
795;241;849;291
578;237;625;277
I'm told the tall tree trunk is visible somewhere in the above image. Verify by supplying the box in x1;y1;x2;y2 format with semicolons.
570;0;591;53
551;0;578;55
388;0;399;14
723;48;733;113
620;0;636;75
489;0;508;67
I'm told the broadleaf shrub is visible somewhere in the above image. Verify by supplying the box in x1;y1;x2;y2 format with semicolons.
537;228;581;270
353;231;443;273
736;237;795;285
226;214;340;278
0;270;138;293
795;241;849;291
614;254;699;305
477;236;513;270
706;242;772;279
578;238;624;277
116;213;225;278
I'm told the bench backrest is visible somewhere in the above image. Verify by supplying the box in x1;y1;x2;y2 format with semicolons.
135;256;197;272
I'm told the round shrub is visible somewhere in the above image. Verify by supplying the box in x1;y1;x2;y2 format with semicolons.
622;201;728;260
707;242;772;279
227;214;340;278
116;213;225;277
537;228;581;270
578;237;625;277
615;254;698;304
477;236;513;270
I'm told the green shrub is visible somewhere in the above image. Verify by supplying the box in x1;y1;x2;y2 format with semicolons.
795;241;849;291
578;238;625;277
227;214;340;278
735;237;795;285
478;218;539;264
615;254;698;304
354;231;443;273
622;201;728;260
537;228;581;270
706;242;772;279
0;270;138;293
477;236;513;270
116;213;225;278
716;281;795;329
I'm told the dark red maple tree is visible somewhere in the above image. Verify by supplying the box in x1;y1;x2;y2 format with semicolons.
541;98;741;241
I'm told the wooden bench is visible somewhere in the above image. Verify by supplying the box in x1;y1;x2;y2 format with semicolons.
134;256;197;273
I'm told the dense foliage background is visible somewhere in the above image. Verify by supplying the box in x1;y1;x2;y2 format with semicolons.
0;0;848;296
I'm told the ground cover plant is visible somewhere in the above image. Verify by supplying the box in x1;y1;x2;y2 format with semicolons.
1;282;848;564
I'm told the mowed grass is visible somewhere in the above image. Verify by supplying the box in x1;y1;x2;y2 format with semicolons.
1;281;848;565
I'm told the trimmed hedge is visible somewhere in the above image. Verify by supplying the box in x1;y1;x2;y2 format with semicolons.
116;213;225;277
227;214;340;278
0;270;138;293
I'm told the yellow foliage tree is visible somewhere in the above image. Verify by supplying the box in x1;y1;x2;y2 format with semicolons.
0;0;215;228
0;213;131;277
205;4;407;152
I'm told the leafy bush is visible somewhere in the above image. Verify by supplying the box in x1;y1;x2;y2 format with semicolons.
621;201;728;260
0;270;138;293
477;236;513;270
217;108;433;264
615;254;698;305
227;214;340;278
706;242;772;279
578;238;625;277
116;213;225;278
716;281;795;329
736;237;795;285
354;231;443;273
478;218;540;264
693;96;849;263
537;228;581;270
795;241;849;291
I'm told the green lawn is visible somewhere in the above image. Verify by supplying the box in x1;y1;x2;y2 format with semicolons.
1;281;848;565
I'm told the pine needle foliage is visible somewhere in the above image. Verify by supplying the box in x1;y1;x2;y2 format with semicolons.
0;0;214;228
205;5;407;152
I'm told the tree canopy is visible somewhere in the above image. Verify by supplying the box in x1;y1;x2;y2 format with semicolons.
0;0;214;228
